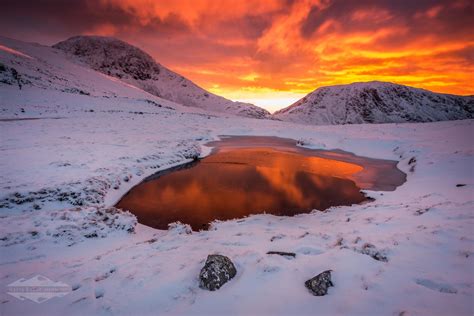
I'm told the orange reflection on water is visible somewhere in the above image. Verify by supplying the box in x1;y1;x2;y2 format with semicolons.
117;148;366;230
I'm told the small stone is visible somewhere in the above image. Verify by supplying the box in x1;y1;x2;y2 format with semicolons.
199;254;237;291
360;243;388;262
267;251;296;258
305;270;333;296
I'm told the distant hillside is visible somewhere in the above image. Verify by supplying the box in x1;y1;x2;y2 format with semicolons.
273;81;473;125
0;36;181;105
53;36;269;118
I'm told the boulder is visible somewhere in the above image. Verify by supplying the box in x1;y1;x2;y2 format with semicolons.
199;254;237;291
305;270;333;296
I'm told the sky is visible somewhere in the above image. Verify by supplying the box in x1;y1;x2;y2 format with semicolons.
1;0;473;112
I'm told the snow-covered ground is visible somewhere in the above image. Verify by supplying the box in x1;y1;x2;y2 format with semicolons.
1;37;474;315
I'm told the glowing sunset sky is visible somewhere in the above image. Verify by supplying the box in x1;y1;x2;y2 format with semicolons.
1;0;473;111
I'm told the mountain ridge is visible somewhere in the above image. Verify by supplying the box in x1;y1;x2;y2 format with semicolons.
273;81;473;125
53;35;269;118
2;35;472;125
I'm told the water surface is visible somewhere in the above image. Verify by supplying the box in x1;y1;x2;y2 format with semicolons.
116;136;406;230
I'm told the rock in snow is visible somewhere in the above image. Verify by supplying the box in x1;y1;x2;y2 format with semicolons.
305;270;334;296
199;254;237;291
53;36;270;119
266;251;296;258
274;81;473;125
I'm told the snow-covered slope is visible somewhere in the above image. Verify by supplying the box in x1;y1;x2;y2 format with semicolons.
273;81;473;125
53;36;269;118
0;36;188;110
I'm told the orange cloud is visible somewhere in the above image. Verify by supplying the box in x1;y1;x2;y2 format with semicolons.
1;0;473;111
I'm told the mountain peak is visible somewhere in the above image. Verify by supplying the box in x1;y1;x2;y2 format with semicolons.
53;36;162;81
274;82;473;125
53;36;269;118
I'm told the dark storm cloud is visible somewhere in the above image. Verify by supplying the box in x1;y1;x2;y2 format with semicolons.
0;0;191;44
300;0;473;39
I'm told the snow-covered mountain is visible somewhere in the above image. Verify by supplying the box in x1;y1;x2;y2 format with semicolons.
53;36;269;118
273;81;473;125
0;36;181;106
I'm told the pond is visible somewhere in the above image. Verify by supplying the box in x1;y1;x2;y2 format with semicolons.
116;136;406;230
